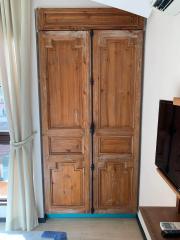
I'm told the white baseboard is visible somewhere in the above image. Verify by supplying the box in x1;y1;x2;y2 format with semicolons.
138;210;152;240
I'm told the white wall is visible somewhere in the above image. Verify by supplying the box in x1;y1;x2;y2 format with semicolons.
139;11;180;206
91;0;152;18
33;0;105;8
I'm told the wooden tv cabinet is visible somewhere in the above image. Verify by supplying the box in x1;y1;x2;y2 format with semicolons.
138;207;180;240
139;98;180;239
138;168;180;240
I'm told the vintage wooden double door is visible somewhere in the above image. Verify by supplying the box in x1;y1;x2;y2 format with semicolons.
38;8;144;214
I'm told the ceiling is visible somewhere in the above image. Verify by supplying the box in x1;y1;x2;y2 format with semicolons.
91;0;152;18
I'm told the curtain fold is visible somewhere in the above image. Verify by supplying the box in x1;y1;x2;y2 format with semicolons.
0;0;38;231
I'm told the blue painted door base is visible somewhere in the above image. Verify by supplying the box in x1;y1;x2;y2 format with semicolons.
46;213;137;219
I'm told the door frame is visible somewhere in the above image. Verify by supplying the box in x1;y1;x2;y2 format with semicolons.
36;8;145;215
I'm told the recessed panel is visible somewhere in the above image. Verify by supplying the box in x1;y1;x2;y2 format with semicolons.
98;162;133;209
49;137;82;154
100;137;132;154
51;163;84;206
99;39;134;128
46;35;86;129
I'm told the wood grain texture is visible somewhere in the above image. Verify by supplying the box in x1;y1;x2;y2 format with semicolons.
36;8;145;31
93;30;143;213
38;31;90;213
51;163;84;207
37;10;144;214
139;207;180;240
49;137;82;154
100;137;132;154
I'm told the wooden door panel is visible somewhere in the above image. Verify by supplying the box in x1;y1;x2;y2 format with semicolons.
95;31;137;129
99;137;132;155
39;31;90;213
51;163;84;207
95;162;133;211
49;137;83;154
93;30;143;213
46;34;86;129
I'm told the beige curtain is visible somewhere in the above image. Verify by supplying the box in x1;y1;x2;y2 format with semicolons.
0;0;38;231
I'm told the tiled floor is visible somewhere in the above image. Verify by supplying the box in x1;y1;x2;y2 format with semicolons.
0;218;143;240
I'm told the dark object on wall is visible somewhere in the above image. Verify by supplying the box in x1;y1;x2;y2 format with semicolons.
155;100;180;192
153;0;174;11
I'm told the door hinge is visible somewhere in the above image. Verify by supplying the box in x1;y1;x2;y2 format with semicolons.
90;30;94;38
90;122;95;135
91;163;95;171
90;78;94;85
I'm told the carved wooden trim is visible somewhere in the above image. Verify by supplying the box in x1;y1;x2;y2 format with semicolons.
36;8;145;31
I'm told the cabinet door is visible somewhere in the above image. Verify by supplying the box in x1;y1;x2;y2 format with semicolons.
93;30;143;213
39;31;90;213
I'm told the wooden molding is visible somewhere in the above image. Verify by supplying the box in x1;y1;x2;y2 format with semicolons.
36;8;145;31
173;97;180;106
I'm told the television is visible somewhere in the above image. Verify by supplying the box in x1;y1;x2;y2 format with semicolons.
155;100;180;191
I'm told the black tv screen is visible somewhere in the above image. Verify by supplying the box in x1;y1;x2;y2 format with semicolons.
155;100;180;191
